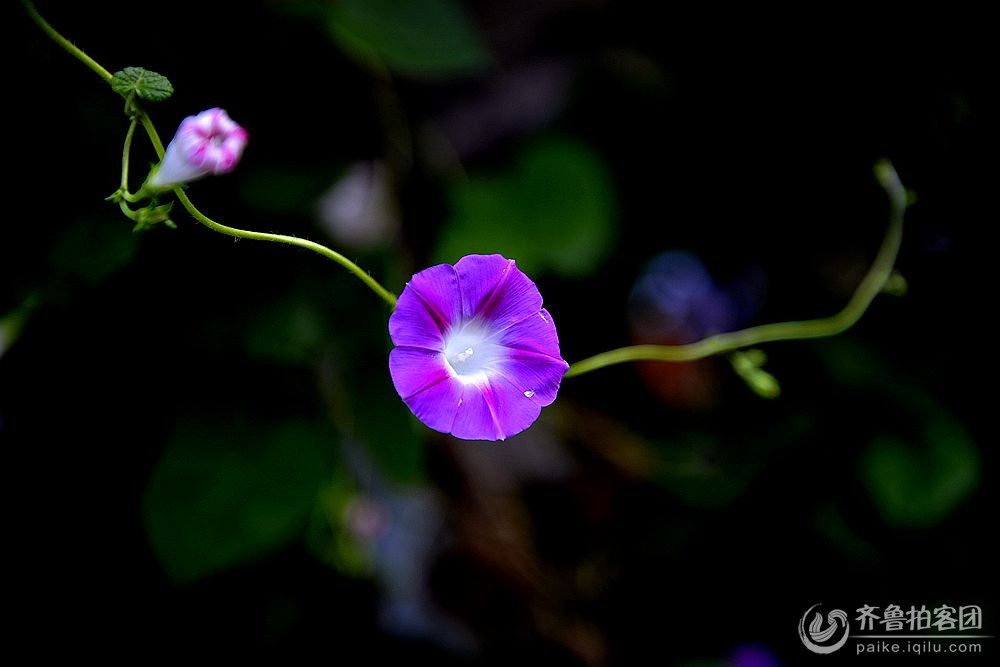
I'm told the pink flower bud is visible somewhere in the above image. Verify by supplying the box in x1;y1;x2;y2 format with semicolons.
148;108;248;189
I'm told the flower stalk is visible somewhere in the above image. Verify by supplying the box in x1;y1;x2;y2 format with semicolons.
24;0;909;417
564;160;908;378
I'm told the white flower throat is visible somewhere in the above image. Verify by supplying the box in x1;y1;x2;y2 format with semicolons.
443;324;496;379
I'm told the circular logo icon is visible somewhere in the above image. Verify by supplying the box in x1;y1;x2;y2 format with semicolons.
799;604;850;654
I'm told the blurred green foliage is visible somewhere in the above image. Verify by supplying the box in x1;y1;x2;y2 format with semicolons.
822;340;980;527
350;372;426;483
436;137;617;277
655;415;811;508
240;165;338;216
306;482;373;577
8;0;992;659
244;293;331;366
328;0;490;76
814;504;880;566
863;421;979;528
325;306;427;484
48;216;138;289
143;414;334;584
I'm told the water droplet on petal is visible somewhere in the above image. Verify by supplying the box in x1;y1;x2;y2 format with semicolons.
524;390;535;398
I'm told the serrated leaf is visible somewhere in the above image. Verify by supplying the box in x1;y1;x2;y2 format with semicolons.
112;67;174;102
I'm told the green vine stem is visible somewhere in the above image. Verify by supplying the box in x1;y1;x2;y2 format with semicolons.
565;160;908;377
113;118;140;221
138;110;397;307
22;0;114;85
22;1;397;309
173;189;398;308
134;85;397;307
25;0;906;377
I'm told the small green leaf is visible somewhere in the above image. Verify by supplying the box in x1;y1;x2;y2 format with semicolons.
132;202;175;232
112;67;174;102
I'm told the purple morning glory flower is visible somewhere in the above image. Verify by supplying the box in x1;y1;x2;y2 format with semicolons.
389;254;569;441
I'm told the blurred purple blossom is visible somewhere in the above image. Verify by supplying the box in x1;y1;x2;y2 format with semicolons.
727;643;782;667
630;251;736;343
628;251;765;408
345;488;476;653
629;251;764;344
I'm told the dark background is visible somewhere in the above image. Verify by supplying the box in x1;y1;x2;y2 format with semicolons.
3;1;994;664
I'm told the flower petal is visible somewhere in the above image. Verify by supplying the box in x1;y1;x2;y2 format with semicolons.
147;108;248;190
148;139;206;188
450;380;504;441
389;347;463;434
390;347;553;441
450;374;544;440
451;377;542;440
490;348;568;407
389;346;450;398
474;307;567;405
488;373;547;435
455;254;542;331
211;108;240;136
492;307;563;357
389;254;568;441
389;263;463;350
188;108;218;135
